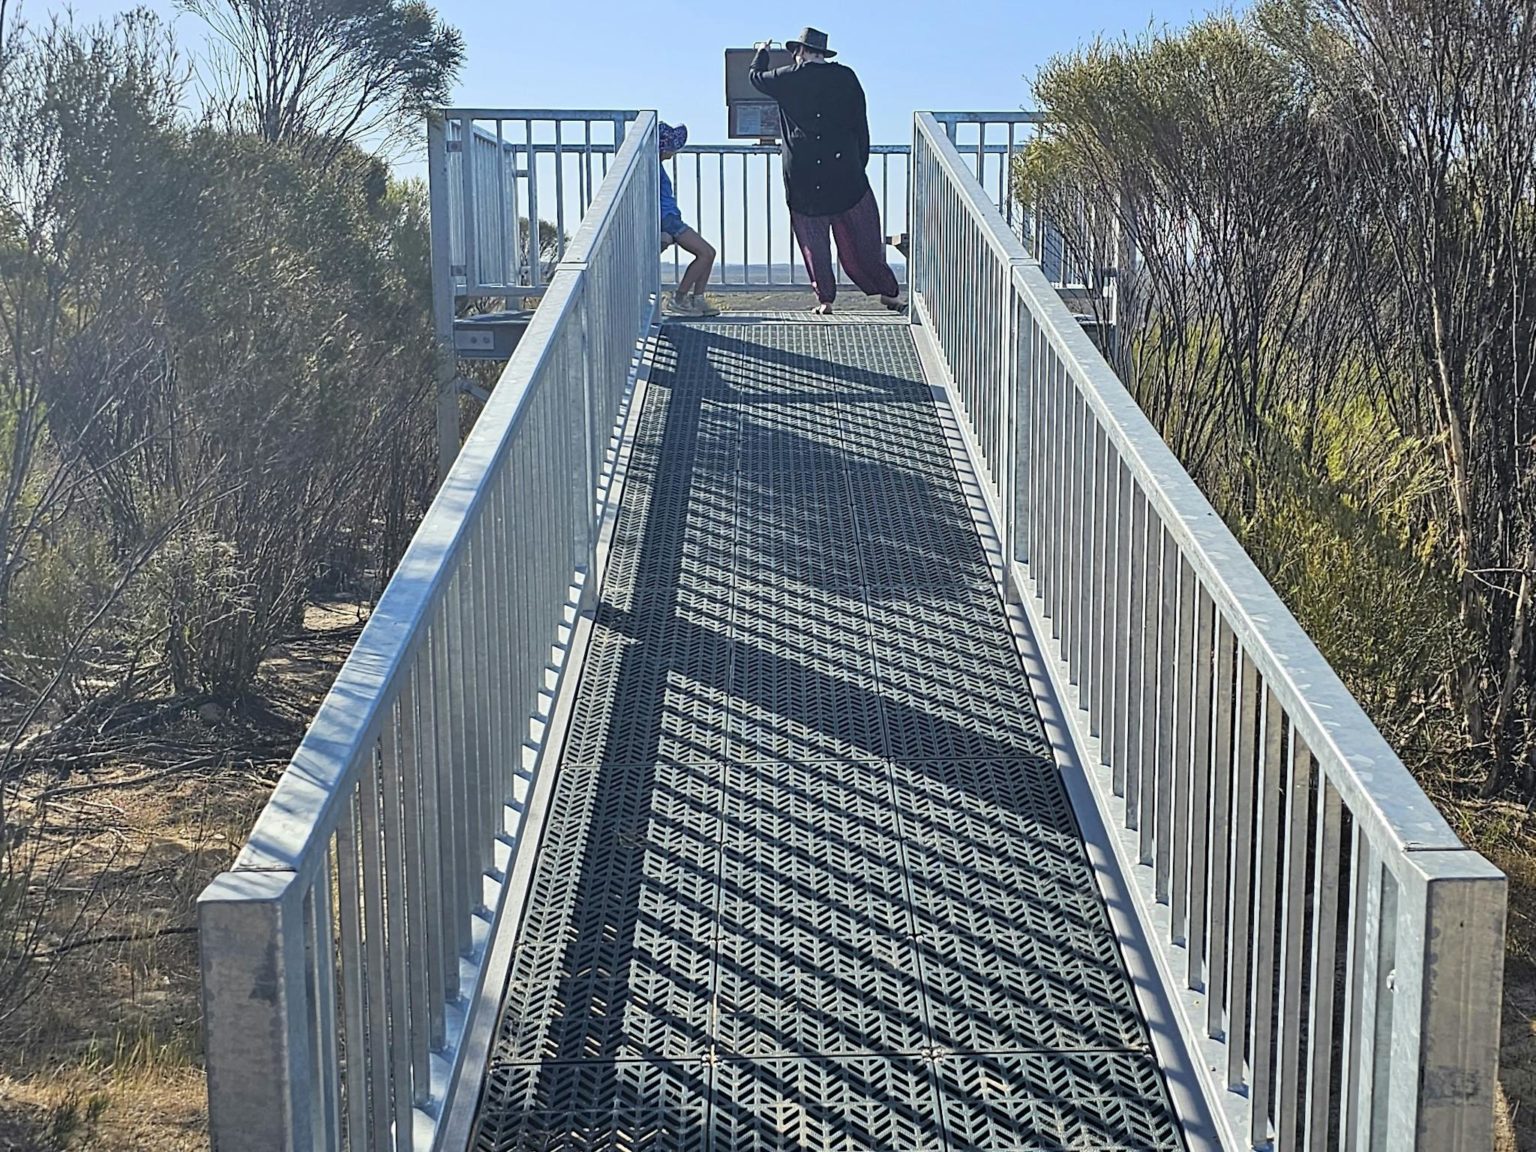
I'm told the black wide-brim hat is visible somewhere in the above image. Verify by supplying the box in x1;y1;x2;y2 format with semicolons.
786;26;836;57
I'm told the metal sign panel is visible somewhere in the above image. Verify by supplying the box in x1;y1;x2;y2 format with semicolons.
731;101;780;140
725;47;793;139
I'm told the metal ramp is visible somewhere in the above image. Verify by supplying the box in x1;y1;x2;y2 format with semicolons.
198;111;1506;1152
469;317;1184;1151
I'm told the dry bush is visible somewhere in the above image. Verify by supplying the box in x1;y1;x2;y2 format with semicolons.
0;2;442;1053
1018;2;1536;802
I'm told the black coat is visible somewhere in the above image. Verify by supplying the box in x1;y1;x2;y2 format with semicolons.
749;50;872;217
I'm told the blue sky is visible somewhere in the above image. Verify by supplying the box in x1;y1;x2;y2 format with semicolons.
43;0;1223;153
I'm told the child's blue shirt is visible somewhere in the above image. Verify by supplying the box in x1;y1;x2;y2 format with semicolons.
660;165;679;221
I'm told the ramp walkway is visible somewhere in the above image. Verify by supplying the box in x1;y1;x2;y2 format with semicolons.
197;111;1506;1152
469;316;1183;1151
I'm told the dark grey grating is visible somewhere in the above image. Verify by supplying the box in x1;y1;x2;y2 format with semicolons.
936;1052;1184;1151
471;321;1185;1151
711;1056;946;1151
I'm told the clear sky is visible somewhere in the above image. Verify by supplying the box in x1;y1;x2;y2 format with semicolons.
40;0;1224;154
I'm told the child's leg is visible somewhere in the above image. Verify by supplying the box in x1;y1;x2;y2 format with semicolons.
673;228;716;296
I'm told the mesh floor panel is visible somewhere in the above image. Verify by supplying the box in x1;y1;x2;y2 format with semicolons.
472;321;1185;1151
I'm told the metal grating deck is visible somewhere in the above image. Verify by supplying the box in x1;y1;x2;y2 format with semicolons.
471;319;1186;1152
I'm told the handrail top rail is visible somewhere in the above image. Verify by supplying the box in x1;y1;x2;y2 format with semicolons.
930;110;1046;124
500;142;1020;156
914;112;1462;860
440;107;642;121
228;116;659;878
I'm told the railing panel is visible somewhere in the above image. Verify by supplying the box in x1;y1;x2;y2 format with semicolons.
440;111;636;297
435;111;1079;302
200;113;660;1152
911;110;1505;1151
659;144;910;291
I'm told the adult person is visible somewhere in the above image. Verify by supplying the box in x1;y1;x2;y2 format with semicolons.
749;27;903;315
658;122;719;316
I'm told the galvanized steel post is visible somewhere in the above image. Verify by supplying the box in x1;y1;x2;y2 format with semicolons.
429;111;461;480
199;871;315;1152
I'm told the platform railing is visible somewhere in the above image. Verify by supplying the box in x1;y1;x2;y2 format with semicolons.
429;108;1086;301
659;142;910;290
438;110;639;296
911;110;1506;1152
197;113;660;1152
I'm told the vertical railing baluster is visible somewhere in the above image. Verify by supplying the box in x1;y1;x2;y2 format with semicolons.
1186;587;1215;989
397;678;432;1107
428;615;461;998
380;703;415;1149
1110;458;1132;790
1152;527;1178;896
1250;687;1287;1140
1170;556;1196;944
359;744;392;1146
1125;483;1148;828
691;152;700;286
495;121;510;288
554;120;566;263
524;119;540;290
765;151;774;286
1305;779;1345;1152
1227;651;1261;1095
446;570;477;954
1207;619;1237;1037
1073;401;1095;699
582;119;592;213
1087;424;1109;732
1276;734;1315;1150
336;796;369;1150
1070;390;1090;682
309;855;341;1150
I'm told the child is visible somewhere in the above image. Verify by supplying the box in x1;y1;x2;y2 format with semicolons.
658;123;718;316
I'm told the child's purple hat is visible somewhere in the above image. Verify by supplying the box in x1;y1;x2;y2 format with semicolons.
659;122;688;152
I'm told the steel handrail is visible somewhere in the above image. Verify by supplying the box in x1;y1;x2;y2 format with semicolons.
199;112;660;1152
911;109;1504;1152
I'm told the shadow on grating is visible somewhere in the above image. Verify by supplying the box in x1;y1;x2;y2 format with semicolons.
471;322;1185;1151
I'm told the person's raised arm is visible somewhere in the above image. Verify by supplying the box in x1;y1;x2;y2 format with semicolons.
749;40;792;96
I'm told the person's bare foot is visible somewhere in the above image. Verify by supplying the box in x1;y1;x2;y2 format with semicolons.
880;294;907;313
812;302;833;315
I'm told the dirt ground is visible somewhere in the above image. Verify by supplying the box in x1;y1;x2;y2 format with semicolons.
0;601;363;1152
1486;832;1536;1150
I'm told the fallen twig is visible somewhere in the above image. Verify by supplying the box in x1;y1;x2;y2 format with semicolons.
38;924;197;958
34;753;225;800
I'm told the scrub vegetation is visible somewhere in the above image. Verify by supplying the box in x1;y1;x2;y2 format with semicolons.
0;0;460;1144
